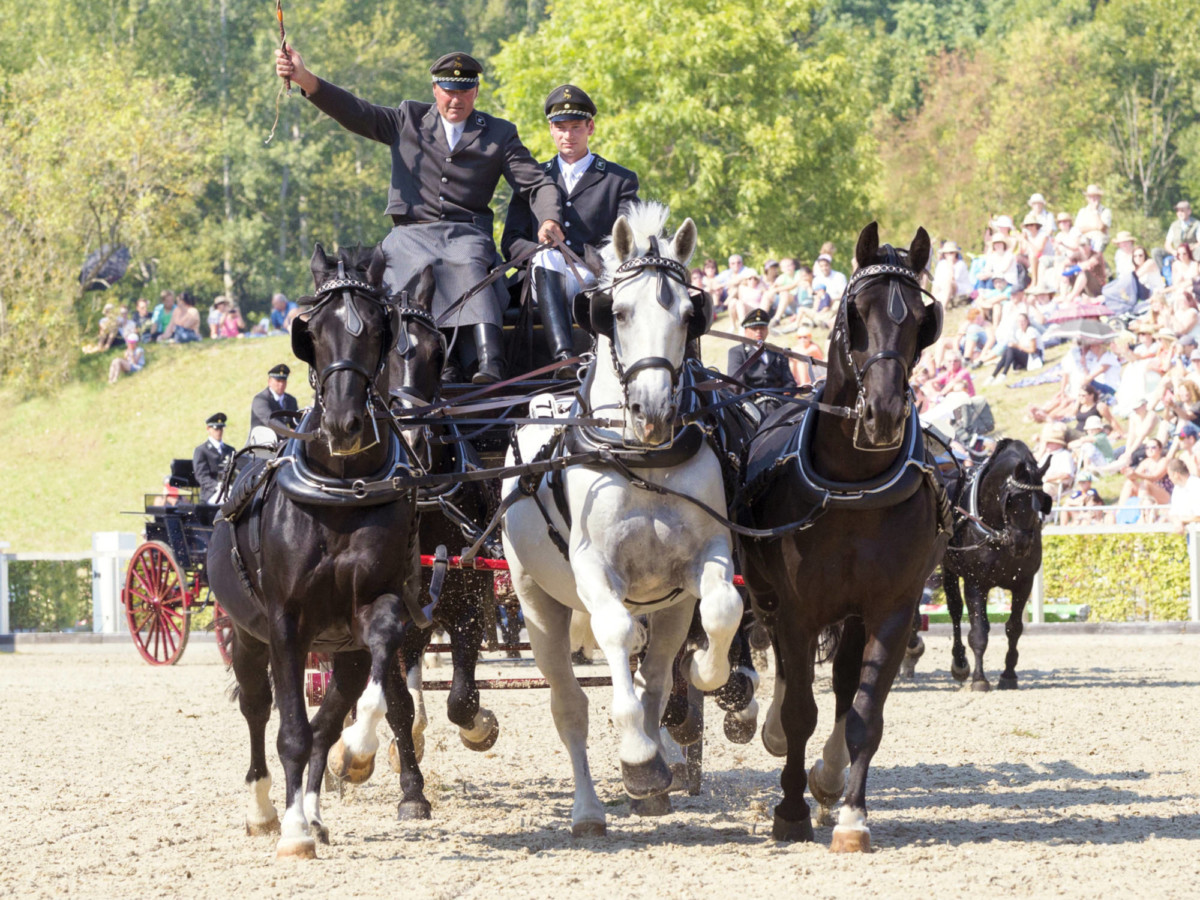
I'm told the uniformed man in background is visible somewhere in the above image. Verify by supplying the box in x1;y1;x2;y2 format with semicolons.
502;84;639;378
248;363;298;446
726;309;797;408
193;413;235;505
275;48;564;384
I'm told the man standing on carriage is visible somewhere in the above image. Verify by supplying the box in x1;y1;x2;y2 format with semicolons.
274;48;565;384
247;363;298;446
502;85;640;379
193;412;234;505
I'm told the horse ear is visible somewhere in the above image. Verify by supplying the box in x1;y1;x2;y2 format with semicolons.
589;290;615;339
855;222;880;270
367;243;388;287
672;217;698;267
414;265;436;313
613;216;635;262
918;298;944;351
909;227;931;274
310;243;331;287
572;290;593;335
1036;455;1052;479
291;315;315;366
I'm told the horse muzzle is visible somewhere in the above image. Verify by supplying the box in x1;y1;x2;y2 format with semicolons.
853;393;908;452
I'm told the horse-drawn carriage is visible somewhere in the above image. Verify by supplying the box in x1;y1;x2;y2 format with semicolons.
120;459;234;666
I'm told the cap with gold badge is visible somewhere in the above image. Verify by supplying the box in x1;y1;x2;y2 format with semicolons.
544;84;597;122
429;52;482;90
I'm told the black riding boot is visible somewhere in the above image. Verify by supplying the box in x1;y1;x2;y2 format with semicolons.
471;322;504;385
534;267;577;379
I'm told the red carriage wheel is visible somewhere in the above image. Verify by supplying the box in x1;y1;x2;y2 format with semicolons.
212;599;235;666
122;541;191;665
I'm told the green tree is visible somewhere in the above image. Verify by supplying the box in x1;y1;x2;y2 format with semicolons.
493;0;874;261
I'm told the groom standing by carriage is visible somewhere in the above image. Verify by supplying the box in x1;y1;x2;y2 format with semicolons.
502;84;640;379
274;48;565;384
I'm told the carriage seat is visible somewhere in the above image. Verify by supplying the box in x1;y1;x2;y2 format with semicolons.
168;458;200;489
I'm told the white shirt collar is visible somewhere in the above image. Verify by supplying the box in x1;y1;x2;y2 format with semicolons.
441;116;464;150
208;437;224;452
558;152;594;193
269;387;285;403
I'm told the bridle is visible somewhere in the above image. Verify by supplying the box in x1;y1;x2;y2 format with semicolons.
954;458;1046;551
298;262;396;455
390;302;446;472
830;249;933;452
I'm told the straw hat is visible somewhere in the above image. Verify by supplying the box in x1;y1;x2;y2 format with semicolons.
989;232;1018;252
1028;193;1047;206
1028;282;1057;297
1114;230;1135;244
1022;212;1042;227
1084;184;1104;197
1041;422;1069;445
990;214;1015;231
1084;415;1104;432
939;241;961;256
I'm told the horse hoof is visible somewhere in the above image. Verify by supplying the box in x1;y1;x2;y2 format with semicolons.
998;675;1018;691
460;718;499;752
621;755;673;799
899;660;916;679
630;792;673;817
666;709;704;747
830;825;871;853
669;762;690;793
907;635;926;660
311;822;330;845
772;810;815;842
275;837;317;860
761;726;788;758
815;806;837;828
723;712;756;744
714;671;753;712
245;817;280;836
808;760;845;809
748;622;771;652
397;799;432;821
571;820;606;838
950;660;970;682
329;740;376;784
970;679;991;693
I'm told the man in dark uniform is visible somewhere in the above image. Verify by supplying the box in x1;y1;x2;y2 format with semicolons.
248;363;299;446
502;84;640;378
193;413;235;505
726;309;797;406
275;48;565;384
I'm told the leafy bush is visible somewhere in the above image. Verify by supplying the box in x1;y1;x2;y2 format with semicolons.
1042;533;1191;622
8;560;92;631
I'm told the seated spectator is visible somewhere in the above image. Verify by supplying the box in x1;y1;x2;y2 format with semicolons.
932;241;972;308
1027;192;1056;235
108;332;146;384
1167;458;1200;531
922;352;975;407
1075;184;1112;251
700;258;724;311
1153;200;1199;275
718;254;757;299
268;293;297;335
1018;213;1051;277
1069;415;1116;468
163;291;202;343
92;303;122;353
779;265;817;331
207;296;224;339
1079;339;1122;398
789;326;826;386
729;273;768;330
958;307;992;368
1060;471;1106;525
1170;421;1200;476
1059;233;1108;303
1038;422;1076;501
215;298;246;339
130;298;154;338
1116;437;1172;514
1167;242;1198;300
978;232;1018;285
150;290;176;341
812;253;847;312
1133;245;1165;295
1113;231;1137;276
765;257;800;325
986;312;1040;383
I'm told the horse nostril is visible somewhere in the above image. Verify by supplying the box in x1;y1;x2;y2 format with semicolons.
630;402;643;417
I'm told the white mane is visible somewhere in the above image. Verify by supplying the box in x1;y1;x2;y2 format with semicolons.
599;201;675;285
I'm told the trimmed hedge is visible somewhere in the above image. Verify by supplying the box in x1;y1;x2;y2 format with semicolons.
1041;533;1190;622
8;560;92;631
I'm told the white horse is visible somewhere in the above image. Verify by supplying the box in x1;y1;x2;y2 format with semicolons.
501;203;743;835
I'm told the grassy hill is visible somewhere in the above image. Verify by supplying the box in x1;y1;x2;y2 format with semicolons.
1;315;1066;552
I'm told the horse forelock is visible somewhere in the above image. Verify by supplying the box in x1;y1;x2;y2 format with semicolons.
599;201;674;285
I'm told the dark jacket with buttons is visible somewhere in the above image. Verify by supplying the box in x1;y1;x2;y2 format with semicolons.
501;155;639;261
249;387;298;431
726;344;797;392
305;79;560;233
192;440;234;503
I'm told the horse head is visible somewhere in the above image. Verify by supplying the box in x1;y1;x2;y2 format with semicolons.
987;440;1052;558
387;265;442;405
582;202;709;446
828;222;940;451
293;242;393;455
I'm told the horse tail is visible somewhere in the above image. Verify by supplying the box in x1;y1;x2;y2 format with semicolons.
817;622;843;665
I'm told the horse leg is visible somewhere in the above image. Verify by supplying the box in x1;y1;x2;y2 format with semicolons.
834;605;913;853
388;626;429;775
685;544;743;691
761;627;788;757
714;619;759;744
809;617;863;826
303;649;370;844
999;578;1033;690
267;613;317;859
231;626;278;837
899;602;925;679
662;647;704;747
518;579;606;835
945;571;970;682
330;593;406;785
629;603;695;817
448;583;498;752
771;616;818;842
384;647;433;819
964;580;991;691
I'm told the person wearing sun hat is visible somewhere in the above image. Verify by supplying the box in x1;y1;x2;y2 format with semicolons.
932;240;972;307
273;46;564;386
1038;420;1076;500
1075;183;1112;251
1156;200;1199;274
1027;192;1055;234
502;83;640;379
193;413;234;504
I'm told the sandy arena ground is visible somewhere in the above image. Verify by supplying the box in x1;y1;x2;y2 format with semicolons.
2;633;1199;899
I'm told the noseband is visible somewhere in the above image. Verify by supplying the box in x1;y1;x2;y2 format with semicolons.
831;255;927;452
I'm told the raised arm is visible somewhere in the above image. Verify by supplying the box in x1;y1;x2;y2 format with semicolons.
276;47;403;145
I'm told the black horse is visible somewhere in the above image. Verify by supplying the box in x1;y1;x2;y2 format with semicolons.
736;223;950;851
384;284;500;778
938;439;1052;691
208;244;428;859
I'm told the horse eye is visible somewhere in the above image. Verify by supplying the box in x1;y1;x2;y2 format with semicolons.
614;310;628;323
